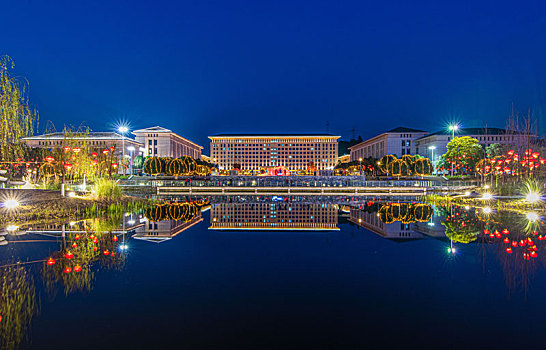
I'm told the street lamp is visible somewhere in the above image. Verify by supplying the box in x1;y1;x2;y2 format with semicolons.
448;124;459;176
358;157;363;175
428;146;436;175
118;126;129;175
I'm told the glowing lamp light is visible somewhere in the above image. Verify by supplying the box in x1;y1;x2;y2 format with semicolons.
4;199;19;209
526;192;542;203
7;225;18;232
527;212;539;222
118;126;129;133
46;257;56;266
482;193;493;200
68;192;76;197
483;207;492;214
447;247;456;254
119;244;128;251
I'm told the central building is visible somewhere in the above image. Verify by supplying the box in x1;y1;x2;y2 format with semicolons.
209;134;340;171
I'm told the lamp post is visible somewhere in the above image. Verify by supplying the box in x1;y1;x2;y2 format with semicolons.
428;145;436;175
118;126;129;175
359;157;363;175
127;146;135;175
448;124;459;177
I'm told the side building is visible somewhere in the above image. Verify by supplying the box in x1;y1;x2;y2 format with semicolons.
348;127;428;161
22;131;143;162
209;134;340;171
414;127;534;160
132;126;203;159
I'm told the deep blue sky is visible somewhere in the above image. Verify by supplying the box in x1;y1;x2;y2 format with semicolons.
3;0;546;152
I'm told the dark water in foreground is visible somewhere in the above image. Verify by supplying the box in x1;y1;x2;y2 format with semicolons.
1;198;545;349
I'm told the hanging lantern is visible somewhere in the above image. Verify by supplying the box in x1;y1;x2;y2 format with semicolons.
91;159;98;165
110;252;116;257
528;238;533;245
112;236;118;242
93;238;98;244
110;146;115;151
103;249;110;256
93;246;99;251
506;247;513;254
503;237;510;244
102;149;109;154
523;253;530;261
519;240;525;247
64;251;74;259
71;242;77;248
73;265;82;272
502;229;509;235
92;152;98;157
45;156;55;162
73;147;81;153
64;267;72;273
64;163;73;170
46;257;56;266
112;163;118;168
531;251;538;258
75;234;81;240
63;146;71;152
483;229;490;235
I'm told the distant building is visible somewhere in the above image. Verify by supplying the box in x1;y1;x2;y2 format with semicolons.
22;132;143;165
132;126;203;159
132;214;203;243
209;134;340;171
348;127;428;161
414;127;534;161
210;202;339;231
338;154;351;163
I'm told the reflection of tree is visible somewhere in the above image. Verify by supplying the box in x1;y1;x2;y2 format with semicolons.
443;221;479;243
0;265;39;350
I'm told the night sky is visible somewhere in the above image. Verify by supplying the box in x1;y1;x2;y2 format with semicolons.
3;0;546;152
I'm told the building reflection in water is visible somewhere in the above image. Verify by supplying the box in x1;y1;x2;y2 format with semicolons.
132;212;203;243
209;202;339;231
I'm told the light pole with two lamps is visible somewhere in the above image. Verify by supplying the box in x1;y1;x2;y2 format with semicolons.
448;124;459;177
118;126;129;175
428;145;436;175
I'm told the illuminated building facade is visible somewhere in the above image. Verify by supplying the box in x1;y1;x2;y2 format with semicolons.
133;214;203;243
349;127;428;161
209;134;340;171
210;202;339;231
133;126;203;159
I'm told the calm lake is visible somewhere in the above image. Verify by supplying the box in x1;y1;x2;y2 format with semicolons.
1;196;545;349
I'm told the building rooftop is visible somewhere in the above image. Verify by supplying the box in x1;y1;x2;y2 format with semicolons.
209;133;340;138
132;126;173;133
416;127;527;140
385;127;428;133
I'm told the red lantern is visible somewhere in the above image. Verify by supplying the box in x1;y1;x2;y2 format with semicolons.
483;229;490;235
528;238;533;245
92;152;98;157
110;146;115;151
73;147;81;153
102;149;109;154
502;229;509;235
531;251;538;258
91;159;98;165
110;252;116;257
503;237;510;244
73;265;82;272
72;242;77;248
506;247;513;254
63;146;71;152
45;156;55;162
112;236;118;242
64;251;74;259
539;235;544;241
75;234;81;240
64;267;72;273
93;246;99;251
523;253;530;261
519;240;525;247
103;249;110;256
46;257;56;266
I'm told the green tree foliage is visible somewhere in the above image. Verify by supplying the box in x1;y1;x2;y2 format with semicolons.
486;143;504;158
440;136;483;175
0;56;38;161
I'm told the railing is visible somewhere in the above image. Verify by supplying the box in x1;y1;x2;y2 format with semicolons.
118;175;480;190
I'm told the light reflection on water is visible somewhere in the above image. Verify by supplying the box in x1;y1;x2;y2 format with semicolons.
0;196;545;349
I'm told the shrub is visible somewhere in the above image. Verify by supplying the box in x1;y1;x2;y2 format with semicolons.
93;178;122;199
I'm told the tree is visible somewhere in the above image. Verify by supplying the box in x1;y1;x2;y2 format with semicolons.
0;56;38;161
486;143;504;158
440;136;483;176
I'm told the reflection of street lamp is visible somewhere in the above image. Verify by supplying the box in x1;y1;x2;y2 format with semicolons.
127;146;135;175
448;124;458;176
118;126;129;175
428;146;436;175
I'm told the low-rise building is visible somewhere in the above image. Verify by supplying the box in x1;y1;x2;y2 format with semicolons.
209;134;340;171
414;127;534;161
22;131;143;165
348;127;428;161
132;126;203;159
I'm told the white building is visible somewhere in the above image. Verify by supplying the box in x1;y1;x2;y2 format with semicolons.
132;126;203;159
348;127;428;161
414;127;534;162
